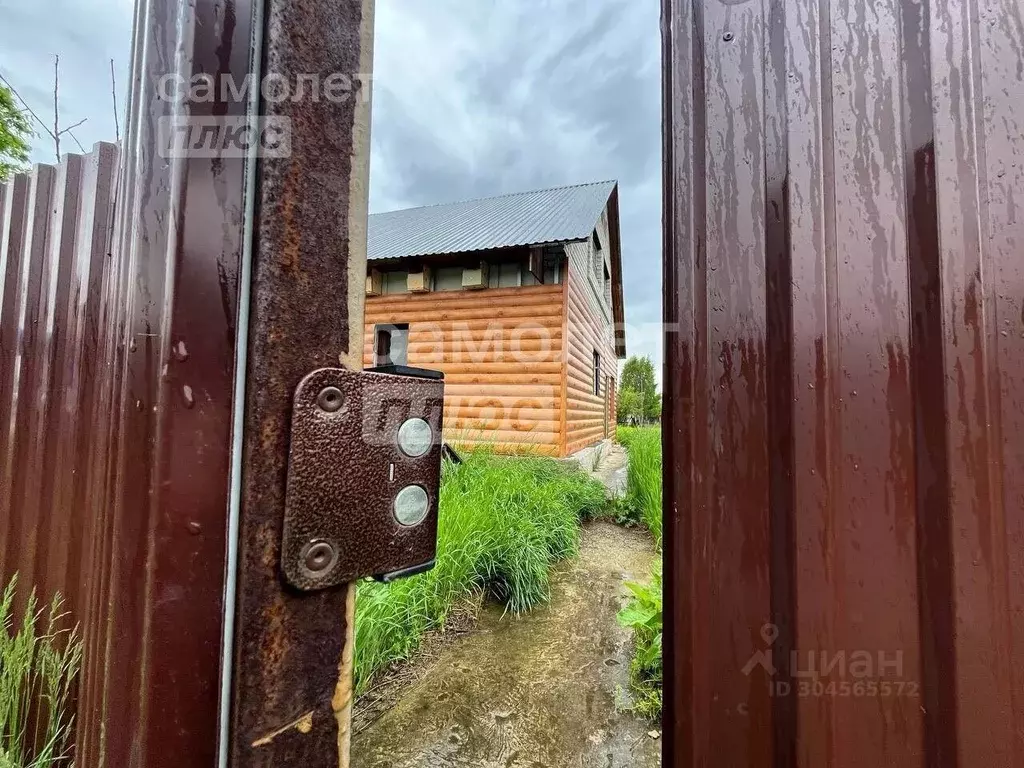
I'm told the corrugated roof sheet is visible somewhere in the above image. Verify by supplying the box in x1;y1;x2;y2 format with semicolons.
368;180;617;261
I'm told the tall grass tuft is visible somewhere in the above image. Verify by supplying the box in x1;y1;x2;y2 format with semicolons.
354;450;607;693
616;426;662;548
615;426;664;721
0;576;81;768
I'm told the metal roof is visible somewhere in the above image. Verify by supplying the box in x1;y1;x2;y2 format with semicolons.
367;180;617;261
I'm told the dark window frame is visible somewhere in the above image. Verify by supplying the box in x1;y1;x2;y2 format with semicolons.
592;229;604;282
374;323;409;367
593;350;601;396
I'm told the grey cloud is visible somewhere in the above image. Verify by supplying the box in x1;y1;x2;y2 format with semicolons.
371;0;663;381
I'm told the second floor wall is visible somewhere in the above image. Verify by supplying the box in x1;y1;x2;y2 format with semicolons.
366;245;565;297
363;282;567;455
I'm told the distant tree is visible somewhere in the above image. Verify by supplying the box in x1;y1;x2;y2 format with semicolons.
621;356;656;396
619;355;661;423
617;388;641;424
647;392;662;421
0;83;31;180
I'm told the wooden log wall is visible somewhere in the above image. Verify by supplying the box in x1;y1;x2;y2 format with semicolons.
364;283;566;455
564;224;618;456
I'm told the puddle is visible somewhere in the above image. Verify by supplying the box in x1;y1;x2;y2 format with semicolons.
353;521;661;767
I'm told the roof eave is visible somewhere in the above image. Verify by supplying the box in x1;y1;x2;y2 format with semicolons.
607;185;627;358
367;236;590;264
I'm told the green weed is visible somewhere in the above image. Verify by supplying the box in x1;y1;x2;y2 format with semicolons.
616;565;663;721
0;576;81;768
354;450;607;693
616;426;662;548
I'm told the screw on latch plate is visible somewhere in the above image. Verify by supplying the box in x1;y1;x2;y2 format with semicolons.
316;386;344;413
299;539;338;579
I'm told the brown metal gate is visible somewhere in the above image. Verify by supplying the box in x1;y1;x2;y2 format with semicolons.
662;0;1024;765
0;0;373;765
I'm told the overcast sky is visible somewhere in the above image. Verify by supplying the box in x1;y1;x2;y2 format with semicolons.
1;0;663;379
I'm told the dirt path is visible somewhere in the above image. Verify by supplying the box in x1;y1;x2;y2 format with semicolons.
353;521;661;768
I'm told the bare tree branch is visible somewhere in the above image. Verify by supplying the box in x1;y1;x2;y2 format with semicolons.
110;59;120;143
0;72;58;141
57;117;88;136
2;60;91;161
53;54;60;160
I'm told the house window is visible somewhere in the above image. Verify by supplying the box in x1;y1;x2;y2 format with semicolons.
433;266;464;291
604;263;612;306
488;261;523;289
374;323;409;366
593;229;604;283
522;258;562;286
382;271;409;294
593;350;601;396
543;259;560;285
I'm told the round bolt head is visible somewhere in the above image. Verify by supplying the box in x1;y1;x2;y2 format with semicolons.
300;539;338;578
394;485;430;527
316;386;344;413
397;417;433;458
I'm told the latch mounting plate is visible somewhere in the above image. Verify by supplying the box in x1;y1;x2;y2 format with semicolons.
281;367;445;591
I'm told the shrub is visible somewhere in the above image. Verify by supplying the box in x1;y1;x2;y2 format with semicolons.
616;565;663;720
616;426;662;548
354;451;607;693
0;576;81;768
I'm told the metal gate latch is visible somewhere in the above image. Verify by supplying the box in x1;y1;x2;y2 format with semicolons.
281;365;445;591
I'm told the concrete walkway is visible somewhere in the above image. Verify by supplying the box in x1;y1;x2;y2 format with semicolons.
568;438;629;499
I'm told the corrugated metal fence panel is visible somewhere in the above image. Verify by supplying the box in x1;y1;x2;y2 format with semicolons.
0;144;120;757
662;0;1024;765
0;102;244;768
0;147;115;612
2;0;373;762
89;0;255;761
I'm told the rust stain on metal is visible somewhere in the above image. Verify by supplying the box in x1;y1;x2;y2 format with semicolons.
662;0;1024;765
279;162;302;272
229;0;375;764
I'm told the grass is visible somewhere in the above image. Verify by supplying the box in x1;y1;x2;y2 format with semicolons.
0;576;81;768
616;426;662;548
615;425;664;720
354;450;607;693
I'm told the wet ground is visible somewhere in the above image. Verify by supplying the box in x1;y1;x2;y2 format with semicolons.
353;522;661;768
